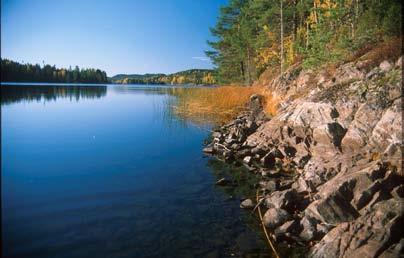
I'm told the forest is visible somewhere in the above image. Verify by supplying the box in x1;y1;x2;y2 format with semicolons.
111;69;217;85
207;0;402;84
1;59;108;83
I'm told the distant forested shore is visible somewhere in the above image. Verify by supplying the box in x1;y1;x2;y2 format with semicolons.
1;59;217;85
1;59;108;83
111;69;216;85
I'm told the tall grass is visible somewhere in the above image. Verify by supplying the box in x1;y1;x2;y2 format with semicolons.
169;86;279;124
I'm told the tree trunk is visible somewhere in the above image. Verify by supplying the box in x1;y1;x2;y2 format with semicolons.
293;0;297;41
306;21;309;49
280;0;284;77
246;47;252;85
240;61;245;83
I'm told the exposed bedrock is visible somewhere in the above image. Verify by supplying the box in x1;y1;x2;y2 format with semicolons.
204;56;403;257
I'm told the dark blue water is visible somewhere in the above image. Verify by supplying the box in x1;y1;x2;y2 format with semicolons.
1;85;270;258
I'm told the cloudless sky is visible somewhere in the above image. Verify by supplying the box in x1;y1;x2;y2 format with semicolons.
1;0;227;76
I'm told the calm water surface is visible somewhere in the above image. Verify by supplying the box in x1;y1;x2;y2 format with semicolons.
1;84;271;258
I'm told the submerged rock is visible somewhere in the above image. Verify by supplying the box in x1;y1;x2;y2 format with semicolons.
240;198;254;209
203;146;214;154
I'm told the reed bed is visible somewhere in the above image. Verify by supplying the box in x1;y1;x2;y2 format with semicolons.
170;85;280;124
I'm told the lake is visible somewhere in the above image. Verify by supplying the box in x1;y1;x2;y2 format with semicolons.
1;84;271;258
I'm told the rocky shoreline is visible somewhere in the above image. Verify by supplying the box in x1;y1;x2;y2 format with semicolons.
204;56;403;257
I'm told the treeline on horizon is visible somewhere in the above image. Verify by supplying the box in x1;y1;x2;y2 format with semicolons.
1;59;108;83
111;69;217;85
207;0;402;84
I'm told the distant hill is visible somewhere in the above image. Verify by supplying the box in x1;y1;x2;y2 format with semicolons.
110;69;216;85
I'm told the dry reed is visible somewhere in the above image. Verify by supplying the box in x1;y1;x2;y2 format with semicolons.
170;85;280;124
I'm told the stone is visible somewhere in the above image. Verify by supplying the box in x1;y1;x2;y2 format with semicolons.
243;156;252;165
265;189;299;210
312;122;347;158
292;177;313;193
391;185;404;199
316;223;333;236
379;60;392;72
240;198;254;209
263;208;291;229
305;186;359;224
379;238;404;258
366;67;380;79
369;105;402;154
259;180;277;192
235;148;252;159
203;146;214;154
249;94;264;116
203;49;404;257
274;220;300;237
212;131;222;139
299;216;318;241
279;179;295;190
216;177;231;186
356;59;372;70
395;56;402;67
251;146;267;156
260;152;276;168
225;137;236;145
341;103;382;154
352;180;382;210
223;150;234;162
272;147;286;159
310;199;403;258
334;62;365;85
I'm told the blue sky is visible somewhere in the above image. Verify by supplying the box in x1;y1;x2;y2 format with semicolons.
1;0;227;76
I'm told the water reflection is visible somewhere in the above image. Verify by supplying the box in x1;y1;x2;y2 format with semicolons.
1;84;278;258
0;84;217;129
1;85;107;105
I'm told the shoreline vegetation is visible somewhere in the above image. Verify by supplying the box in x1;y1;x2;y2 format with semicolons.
170;86;280;124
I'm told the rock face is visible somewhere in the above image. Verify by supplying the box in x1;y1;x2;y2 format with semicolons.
310;198;403;258
204;57;403;257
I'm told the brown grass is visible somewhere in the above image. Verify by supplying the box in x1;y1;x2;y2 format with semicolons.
351;37;402;69
170;86;280;124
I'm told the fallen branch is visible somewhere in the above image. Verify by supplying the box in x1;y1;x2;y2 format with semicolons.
256;189;281;258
